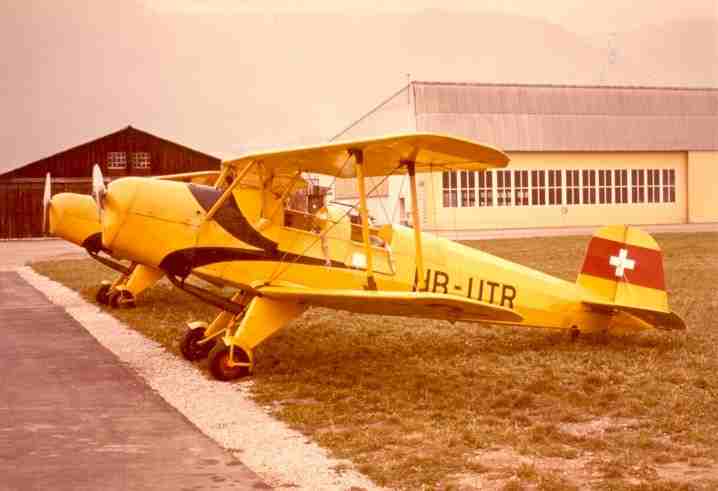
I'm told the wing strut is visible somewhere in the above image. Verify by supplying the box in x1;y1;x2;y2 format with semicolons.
205;161;256;220
406;161;426;291
350;149;377;290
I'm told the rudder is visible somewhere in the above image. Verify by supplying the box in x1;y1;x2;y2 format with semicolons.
577;225;669;313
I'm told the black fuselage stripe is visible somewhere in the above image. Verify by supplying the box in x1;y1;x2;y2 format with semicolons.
188;184;278;252
158;246;393;278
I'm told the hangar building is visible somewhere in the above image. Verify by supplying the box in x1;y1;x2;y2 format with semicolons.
0;126;220;238
333;82;718;237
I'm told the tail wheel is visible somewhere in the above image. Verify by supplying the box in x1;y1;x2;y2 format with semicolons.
209;344;252;381
96;283;111;305
180;327;216;361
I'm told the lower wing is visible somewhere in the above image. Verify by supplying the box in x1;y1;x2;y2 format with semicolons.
257;286;523;323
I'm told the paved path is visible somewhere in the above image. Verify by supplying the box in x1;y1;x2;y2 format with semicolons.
0;271;269;491
0;239;85;269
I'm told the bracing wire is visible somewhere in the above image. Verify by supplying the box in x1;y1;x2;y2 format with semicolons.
266;162;404;284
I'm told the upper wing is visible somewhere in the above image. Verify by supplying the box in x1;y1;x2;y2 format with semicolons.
258;286;523;323
224;133;509;179
583;300;686;330
154;171;220;186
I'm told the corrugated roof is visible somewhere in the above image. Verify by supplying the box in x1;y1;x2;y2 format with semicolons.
412;82;718;151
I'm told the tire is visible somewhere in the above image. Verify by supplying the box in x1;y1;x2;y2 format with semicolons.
180;327;216;361
96;283;111;305
109;290;136;308
209;344;251;381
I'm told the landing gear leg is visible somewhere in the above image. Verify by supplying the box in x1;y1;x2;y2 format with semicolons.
96;263;163;308
208;296;306;381
180;292;247;362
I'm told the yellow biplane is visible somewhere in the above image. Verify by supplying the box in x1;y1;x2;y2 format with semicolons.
45;133;685;380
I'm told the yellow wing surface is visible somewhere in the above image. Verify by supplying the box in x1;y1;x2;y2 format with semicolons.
154;171;221;185
224;133;509;178
257;286;523;323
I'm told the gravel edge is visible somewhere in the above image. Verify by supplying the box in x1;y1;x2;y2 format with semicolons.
18;266;383;491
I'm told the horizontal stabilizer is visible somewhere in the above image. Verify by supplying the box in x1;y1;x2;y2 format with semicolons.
257;286;523;323
583;300;686;331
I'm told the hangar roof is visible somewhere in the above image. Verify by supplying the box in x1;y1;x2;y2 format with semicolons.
412;81;718;152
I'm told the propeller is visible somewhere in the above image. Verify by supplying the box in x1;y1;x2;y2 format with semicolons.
92;164;106;220
42;172;52;235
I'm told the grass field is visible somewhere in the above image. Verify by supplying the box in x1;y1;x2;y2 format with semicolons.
32;232;718;490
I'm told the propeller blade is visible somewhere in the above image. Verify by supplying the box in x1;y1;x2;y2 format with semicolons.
42;172;52;235
92;164;106;219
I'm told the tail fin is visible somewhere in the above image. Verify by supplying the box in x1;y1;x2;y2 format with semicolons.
578;225;685;330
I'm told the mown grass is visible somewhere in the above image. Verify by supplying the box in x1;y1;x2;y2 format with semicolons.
32;232;718;489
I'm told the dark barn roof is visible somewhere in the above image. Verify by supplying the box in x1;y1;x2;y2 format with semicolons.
0;126;221;179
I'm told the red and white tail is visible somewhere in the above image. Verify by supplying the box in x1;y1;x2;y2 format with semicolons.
577;225;685;330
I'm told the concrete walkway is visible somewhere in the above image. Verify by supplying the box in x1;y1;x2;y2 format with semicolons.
0;271;269;491
0;239;85;269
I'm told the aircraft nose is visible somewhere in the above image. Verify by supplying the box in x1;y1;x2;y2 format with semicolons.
48;193;101;247
101;178;139;250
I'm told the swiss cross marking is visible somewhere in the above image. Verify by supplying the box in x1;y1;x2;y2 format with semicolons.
609;248;636;278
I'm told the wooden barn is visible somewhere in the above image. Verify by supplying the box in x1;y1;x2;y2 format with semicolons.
0;126;221;238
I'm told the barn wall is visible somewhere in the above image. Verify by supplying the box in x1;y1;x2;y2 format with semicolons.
687;151;718;223
0;127;221;238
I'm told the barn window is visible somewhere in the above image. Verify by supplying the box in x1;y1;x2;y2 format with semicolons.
477;171;493;207
631;169;645;203
614;169;628;203
132;152;151;170
547;170;563;205
566;170;580;205
496;170;512;206
581;170;597;204
662;169;676;203
598;169;613;204
442;171;458;208
460;171;476;207
647;169;661;203
531;170;546;205
513;170;529;206
107;152;127;169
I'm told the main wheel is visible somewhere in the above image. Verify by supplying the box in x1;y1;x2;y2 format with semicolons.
96;283;111;305
209;344;251;381
180;327;216;361
108;290;136;309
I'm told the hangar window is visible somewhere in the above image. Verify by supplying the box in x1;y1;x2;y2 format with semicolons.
598;170;613;204
547;170;563;205
530;170;546;205
107;151;127;170
442;171;458;207
514;170;529;206
132;152;151;170
614;169;628;203
631;169;645;203
460;171;476;207
566;170;580;205
581;170;597;204
496;170;512;206
662;169;676;203
647;169;661;203
477;171;493;207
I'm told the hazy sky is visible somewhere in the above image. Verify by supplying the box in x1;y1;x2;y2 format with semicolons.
1;0;716;172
